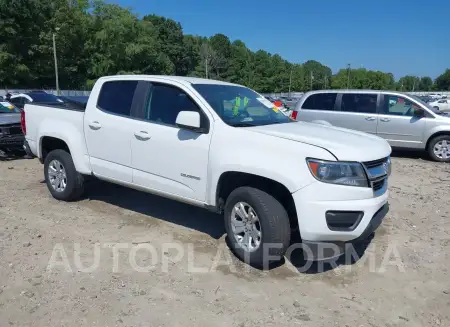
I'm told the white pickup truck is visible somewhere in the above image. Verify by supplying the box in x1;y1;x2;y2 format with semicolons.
23;75;391;267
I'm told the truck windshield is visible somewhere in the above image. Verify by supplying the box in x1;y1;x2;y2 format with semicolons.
192;84;292;127
0;102;20;113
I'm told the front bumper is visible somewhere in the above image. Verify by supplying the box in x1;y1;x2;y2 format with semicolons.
301;203;389;261
293;180;389;243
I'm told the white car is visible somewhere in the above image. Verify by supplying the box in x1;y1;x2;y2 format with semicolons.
22;75;391;267
429;99;450;112
9;91;63;110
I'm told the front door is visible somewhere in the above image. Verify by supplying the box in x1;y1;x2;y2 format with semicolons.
130;82;212;202
84;80;140;182
376;94;426;149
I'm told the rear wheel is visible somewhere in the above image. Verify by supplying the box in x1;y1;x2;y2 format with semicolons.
44;149;84;201
428;135;450;162
224;187;291;268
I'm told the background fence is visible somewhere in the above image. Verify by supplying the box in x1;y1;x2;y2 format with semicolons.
0;89;91;97
2;89;450;99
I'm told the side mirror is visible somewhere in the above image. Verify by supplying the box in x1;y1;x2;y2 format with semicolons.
413;107;424;117
176;111;203;132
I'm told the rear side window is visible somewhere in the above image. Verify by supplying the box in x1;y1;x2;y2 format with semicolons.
97;81;139;116
301;93;337;111
340;93;377;114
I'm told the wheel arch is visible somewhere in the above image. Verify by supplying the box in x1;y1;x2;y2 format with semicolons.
215;171;298;231
425;131;450;150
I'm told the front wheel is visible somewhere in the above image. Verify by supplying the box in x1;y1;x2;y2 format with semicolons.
224;187;291;268
427;135;450;162
44;149;84;201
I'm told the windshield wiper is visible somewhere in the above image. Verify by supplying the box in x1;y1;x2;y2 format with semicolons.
229;122;257;127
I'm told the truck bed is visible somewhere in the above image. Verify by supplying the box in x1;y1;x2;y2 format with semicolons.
24;103;89;172
29;100;86;112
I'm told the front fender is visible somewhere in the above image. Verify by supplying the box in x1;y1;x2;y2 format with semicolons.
206;124;336;206
424;124;450;144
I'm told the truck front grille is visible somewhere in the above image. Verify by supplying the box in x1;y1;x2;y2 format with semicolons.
362;157;389;196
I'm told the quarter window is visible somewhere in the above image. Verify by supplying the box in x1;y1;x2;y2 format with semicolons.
97;81;139;116
301;93;337;111
340;94;377;114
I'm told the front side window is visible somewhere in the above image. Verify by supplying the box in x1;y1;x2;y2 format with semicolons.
144;84;206;127
383;95;419;117
301;93;337;111
340;93;377;114
193;84;291;127
97;81;138;116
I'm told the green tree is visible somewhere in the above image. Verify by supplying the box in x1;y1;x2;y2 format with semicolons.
435;69;450;91
142;15;187;75
86;1;173;78
419;77;433;91
1;0;446;93
397;75;421;91
303;60;332;91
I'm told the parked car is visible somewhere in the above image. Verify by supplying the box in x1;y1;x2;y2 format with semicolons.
291;90;450;162
418;96;433;103
23;76;391;267
58;95;89;105
429;99;450;112
9;91;64;109
0;101;24;153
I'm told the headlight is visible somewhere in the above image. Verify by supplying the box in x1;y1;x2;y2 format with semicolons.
385;157;392;176
306;159;369;187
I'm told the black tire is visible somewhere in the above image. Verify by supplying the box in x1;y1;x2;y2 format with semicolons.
224;187;291;268
434;106;440;110
427;135;450;162
44;149;84;201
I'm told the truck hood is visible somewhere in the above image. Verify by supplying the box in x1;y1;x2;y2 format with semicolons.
0;113;21;125
246;121;391;162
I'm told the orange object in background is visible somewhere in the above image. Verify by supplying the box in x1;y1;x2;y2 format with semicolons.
273;100;282;107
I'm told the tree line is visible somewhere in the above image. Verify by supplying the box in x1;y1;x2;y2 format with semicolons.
1;0;449;92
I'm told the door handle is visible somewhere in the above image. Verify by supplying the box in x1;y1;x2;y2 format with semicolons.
88;121;102;130
365;116;376;121
380;118;391;122
134;131;151;140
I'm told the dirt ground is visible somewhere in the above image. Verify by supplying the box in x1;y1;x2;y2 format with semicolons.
0;154;449;327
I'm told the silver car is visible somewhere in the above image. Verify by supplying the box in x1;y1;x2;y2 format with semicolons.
291;90;450;162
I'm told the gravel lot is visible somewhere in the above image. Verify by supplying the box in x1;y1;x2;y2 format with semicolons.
0;155;449;327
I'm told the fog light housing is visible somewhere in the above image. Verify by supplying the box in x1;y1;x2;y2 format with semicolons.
325;211;364;231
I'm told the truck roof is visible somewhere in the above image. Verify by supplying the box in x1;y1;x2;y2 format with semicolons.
98;75;241;87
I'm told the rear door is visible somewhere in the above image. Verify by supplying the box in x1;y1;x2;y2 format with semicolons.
84;80;141;182
376;94;426;148
296;93;339;124
328;93;379;134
